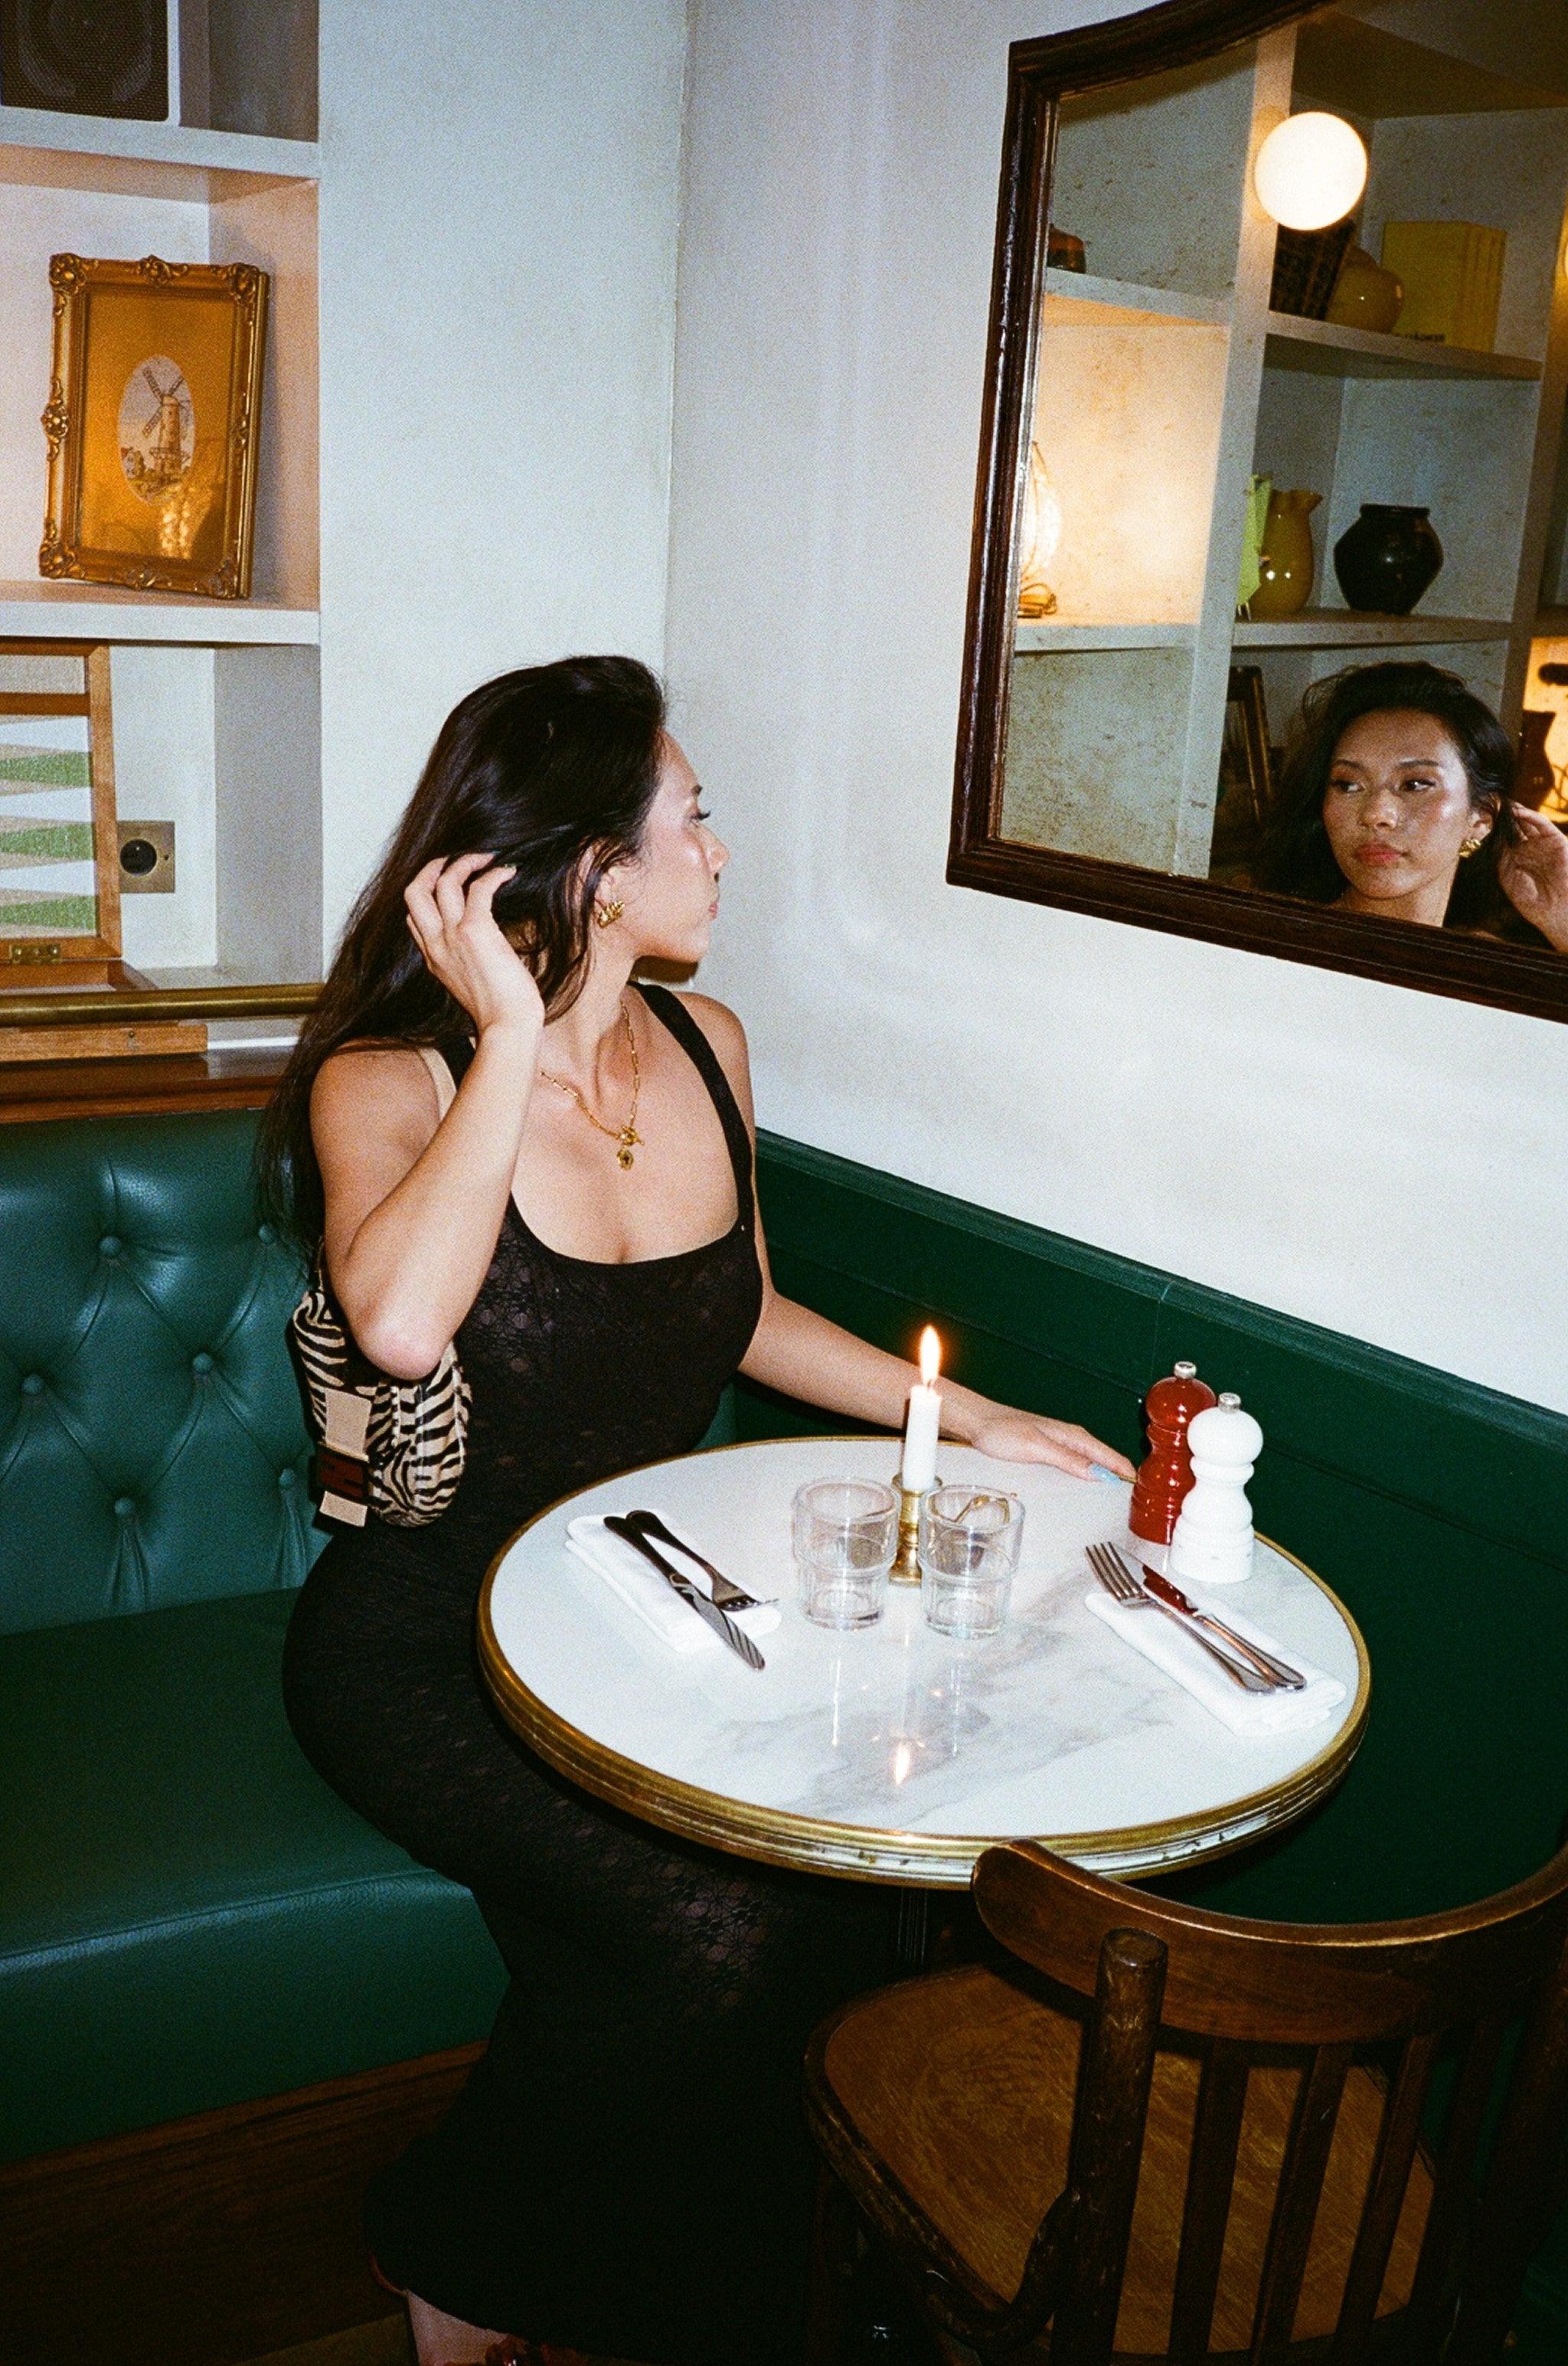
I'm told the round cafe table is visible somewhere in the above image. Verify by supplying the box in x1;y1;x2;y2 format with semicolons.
477;1436;1369;1897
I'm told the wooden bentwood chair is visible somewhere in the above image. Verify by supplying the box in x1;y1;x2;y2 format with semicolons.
804;1838;1568;2366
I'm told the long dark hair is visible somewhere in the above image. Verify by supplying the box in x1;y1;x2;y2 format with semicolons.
260;654;667;1249
1254;661;1518;927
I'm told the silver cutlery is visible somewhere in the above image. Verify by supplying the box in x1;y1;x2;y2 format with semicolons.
623;1508;767;1611
1086;1541;1273;1691
605;1515;765;1672
1137;1561;1305;1689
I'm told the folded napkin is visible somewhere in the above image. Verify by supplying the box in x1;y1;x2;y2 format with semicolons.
567;1514;782;1655
1085;1586;1346;1738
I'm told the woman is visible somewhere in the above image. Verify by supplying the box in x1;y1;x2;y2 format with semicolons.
263;655;1133;2366
1254;660;1568;949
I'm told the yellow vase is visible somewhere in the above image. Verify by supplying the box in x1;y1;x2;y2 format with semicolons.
1249;488;1321;619
1325;244;1404;335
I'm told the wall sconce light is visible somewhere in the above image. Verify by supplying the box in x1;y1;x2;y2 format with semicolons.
1253;112;1367;231
1018;441;1063;618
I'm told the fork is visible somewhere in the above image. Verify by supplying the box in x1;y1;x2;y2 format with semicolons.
623;1509;765;1610
1086;1542;1274;1691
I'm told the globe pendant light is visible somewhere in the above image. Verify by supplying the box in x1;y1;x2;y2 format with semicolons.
1253;112;1367;232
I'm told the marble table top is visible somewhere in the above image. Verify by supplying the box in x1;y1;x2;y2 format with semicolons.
478;1437;1370;1887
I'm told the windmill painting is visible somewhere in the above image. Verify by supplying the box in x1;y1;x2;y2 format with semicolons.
118;358;194;502
40;254;269;599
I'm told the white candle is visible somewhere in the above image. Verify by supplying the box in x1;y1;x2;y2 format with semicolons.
901;1325;942;1495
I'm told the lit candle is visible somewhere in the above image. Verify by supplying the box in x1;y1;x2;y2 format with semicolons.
901;1326;942;1495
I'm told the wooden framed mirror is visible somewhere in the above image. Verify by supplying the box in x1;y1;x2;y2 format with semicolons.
950;0;1568;1023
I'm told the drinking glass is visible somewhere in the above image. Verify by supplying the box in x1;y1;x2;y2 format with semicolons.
918;1486;1024;1638
792;1479;899;1629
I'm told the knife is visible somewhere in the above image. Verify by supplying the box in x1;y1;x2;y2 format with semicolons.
624;1508;770;1610
1140;1567;1305;1689
604;1515;765;1671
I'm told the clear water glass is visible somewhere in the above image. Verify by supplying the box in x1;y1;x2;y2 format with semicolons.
792;1479;899;1629
919;1485;1024;1638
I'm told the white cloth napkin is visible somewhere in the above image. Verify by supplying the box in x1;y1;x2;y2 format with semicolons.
1085;1586;1346;1737
566;1513;782;1655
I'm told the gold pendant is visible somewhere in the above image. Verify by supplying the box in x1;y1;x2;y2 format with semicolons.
617;1126;640;1170
617;1145;635;1169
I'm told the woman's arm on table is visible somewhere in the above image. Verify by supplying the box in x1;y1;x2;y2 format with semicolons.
314;855;544;1379
744;1292;1135;1479
685;995;1136;1483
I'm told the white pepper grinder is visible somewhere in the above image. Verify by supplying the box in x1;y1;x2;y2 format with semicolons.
1168;1391;1263;1587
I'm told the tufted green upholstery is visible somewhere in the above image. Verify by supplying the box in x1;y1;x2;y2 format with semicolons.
0;1113;324;1633
0;1109;505;2162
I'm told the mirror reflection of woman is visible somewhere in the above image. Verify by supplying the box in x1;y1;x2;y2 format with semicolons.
1255;662;1568;951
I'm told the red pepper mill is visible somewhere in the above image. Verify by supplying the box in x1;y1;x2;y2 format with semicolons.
1130;1361;1217;1545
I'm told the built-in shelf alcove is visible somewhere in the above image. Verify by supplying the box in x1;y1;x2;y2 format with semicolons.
0;35;321;998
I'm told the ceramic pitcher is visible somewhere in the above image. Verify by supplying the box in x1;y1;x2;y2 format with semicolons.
1249;488;1321;619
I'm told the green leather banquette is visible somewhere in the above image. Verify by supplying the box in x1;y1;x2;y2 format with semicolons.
0;1109;504;2166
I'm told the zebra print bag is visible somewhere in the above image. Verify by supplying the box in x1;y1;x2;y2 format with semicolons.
289;1259;472;1528
289;1041;472;1528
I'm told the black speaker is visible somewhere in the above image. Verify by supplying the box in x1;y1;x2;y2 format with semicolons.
0;0;168;120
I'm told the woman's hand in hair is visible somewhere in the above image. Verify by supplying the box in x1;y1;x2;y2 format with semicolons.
403;853;545;1038
1498;804;1568;953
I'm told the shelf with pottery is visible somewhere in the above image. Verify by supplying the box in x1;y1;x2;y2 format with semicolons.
1001;10;1568;888
1014;620;1197;652
1263;312;1541;384
1229;26;1568;833
1233;610;1513;650
1043;266;1229;329
1247;28;1568;734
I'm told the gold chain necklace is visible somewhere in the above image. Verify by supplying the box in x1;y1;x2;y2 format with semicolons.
537;998;643;1169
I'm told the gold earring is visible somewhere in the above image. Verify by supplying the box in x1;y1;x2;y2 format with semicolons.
594;897;624;928
1459;835;1486;858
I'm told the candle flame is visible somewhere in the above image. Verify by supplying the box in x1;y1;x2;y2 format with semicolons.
919;1325;941;1387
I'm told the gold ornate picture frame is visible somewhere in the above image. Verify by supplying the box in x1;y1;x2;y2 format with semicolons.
40;254;269;601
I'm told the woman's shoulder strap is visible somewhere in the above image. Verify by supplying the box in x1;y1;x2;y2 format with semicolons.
635;983;753;1232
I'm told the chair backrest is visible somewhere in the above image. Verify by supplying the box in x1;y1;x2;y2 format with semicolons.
0;1111;324;1632
972;1837;1568;2366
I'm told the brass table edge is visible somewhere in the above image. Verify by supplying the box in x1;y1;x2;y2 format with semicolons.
475;1437;1371;1890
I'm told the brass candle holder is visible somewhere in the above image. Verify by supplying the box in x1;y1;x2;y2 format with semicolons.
890;1472;941;1585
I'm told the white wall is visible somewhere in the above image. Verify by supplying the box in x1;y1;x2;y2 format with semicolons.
665;0;1568;1414
115;646;218;969
316;0;688;944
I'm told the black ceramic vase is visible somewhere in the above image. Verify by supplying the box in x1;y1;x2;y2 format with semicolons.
1332;503;1443;615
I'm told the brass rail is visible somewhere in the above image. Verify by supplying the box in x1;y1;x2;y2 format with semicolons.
0;982;320;1028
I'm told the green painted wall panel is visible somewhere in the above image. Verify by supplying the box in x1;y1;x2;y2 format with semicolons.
755;1136;1568;1574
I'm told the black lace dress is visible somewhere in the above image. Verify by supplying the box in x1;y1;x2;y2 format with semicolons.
281;985;890;2364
